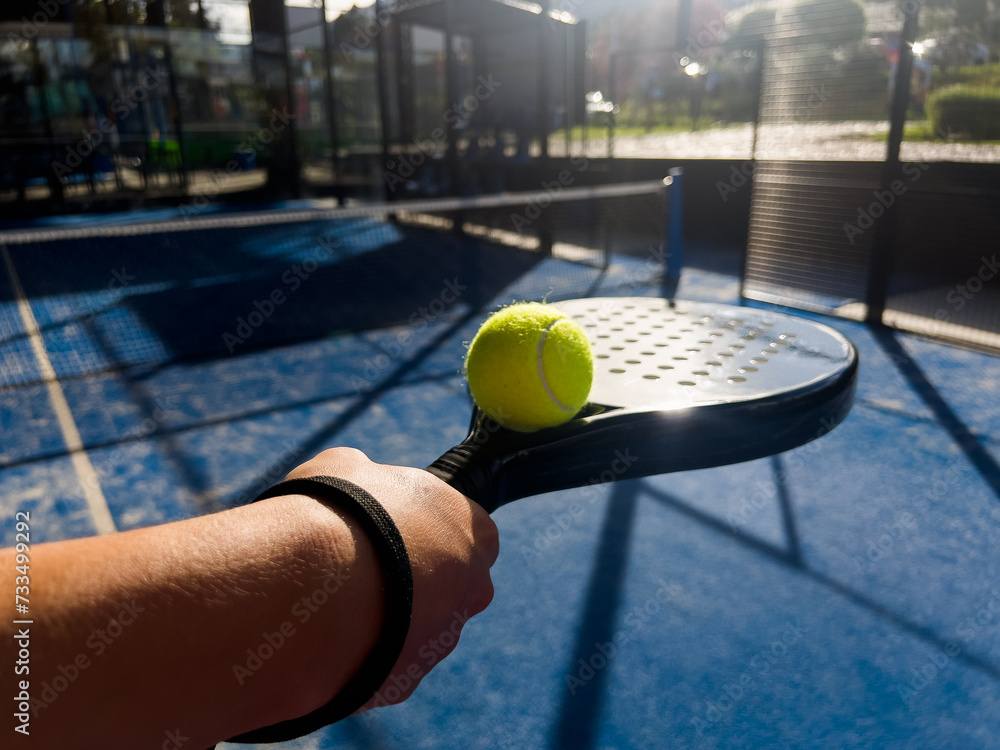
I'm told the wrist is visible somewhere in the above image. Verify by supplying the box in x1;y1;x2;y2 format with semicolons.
229;476;413;743
253;493;385;720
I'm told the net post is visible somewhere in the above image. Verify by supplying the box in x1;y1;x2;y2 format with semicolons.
665;168;683;281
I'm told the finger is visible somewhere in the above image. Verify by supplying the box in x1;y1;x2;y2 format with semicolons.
470;505;500;567
468;575;495;616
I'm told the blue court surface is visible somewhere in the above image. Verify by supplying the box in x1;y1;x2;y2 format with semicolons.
1;208;999;749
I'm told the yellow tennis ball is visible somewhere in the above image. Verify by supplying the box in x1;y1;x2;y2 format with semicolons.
465;302;593;432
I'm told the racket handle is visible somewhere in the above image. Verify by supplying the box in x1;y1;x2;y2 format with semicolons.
426;444;500;514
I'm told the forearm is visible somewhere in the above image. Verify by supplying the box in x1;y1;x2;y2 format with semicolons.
1;494;383;749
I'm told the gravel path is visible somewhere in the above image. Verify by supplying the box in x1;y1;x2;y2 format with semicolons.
555;121;1000;162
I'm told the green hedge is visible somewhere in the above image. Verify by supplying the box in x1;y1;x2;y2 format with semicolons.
931;63;1000;90
927;85;1000;140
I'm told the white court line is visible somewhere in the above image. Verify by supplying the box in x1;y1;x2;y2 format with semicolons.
1;246;117;535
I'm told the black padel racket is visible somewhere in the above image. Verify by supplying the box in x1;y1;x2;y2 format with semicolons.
427;298;858;512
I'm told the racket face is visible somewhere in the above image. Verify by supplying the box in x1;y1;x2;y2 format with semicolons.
555;298;855;412
428;298;858;511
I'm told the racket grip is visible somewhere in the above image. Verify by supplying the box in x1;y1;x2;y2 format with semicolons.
426;444;500;514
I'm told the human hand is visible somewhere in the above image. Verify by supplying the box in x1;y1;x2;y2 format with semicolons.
286;448;499;708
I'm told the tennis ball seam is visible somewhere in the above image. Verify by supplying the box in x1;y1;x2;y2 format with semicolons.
536;320;575;414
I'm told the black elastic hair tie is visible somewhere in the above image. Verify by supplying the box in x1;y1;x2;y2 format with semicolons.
228;476;413;744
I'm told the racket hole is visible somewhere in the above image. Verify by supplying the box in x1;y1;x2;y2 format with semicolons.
657;364;674;370
728;376;747;383
668;335;681;340
641;351;655;356
611;327;624;332
624;305;635;310
762;348;779;355
686;348;701;353
625;320;636;325
597;334;610;339
761;322;774;327
652;324;664;329
611;346;625;351
741;366;758;373
750;357;768;364
639;331;652;335
609;368;626;374
679;380;697;386
680;328;693;333
625;338;639;343
706;361;722;367
626;359;641;365
672;356;688;361
692;370;709;376
698;339;713;345
655;342;668;347
730;344;745;350
718;352;734;358
779;333;796;339
596;354;609;359
642;374;660;380
772;341;789;347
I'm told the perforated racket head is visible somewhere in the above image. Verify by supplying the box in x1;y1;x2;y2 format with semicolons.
560;298;852;411
428;298;858;512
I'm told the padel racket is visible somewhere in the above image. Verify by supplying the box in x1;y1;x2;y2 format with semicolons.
427;298;858;512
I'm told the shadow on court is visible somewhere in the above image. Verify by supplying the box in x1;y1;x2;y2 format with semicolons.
3;219;545;369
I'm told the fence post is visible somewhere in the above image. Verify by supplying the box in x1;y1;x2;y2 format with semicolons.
666;167;684;280
865;1;920;325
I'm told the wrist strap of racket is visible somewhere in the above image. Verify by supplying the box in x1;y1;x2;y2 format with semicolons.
228;476;413;743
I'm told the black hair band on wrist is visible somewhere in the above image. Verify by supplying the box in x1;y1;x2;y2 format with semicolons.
227;476;413;744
